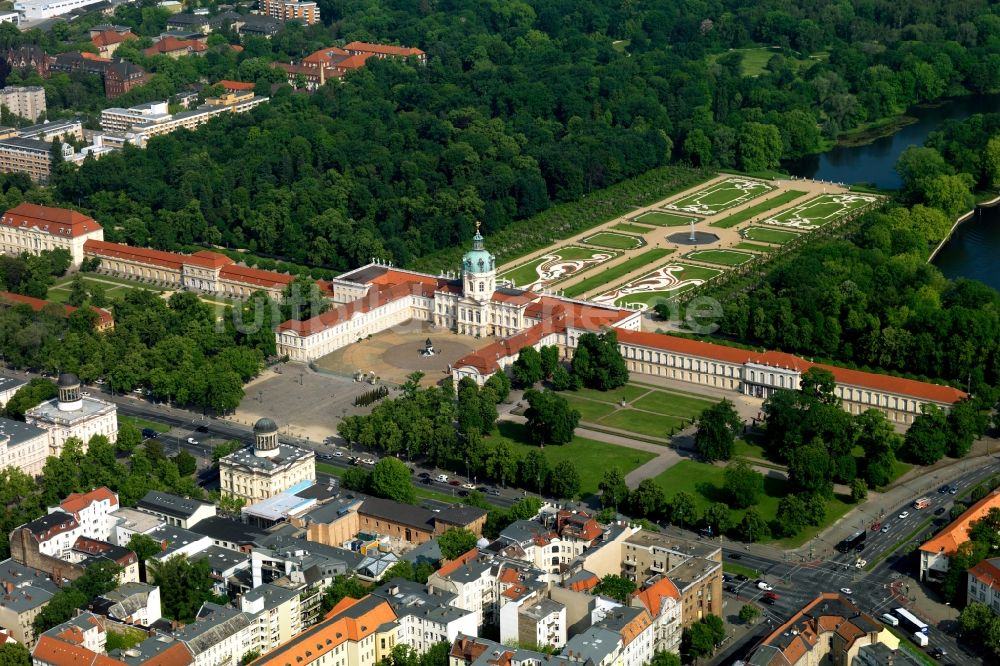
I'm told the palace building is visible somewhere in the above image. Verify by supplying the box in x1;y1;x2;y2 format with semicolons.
219;418;315;503
0;204;103;265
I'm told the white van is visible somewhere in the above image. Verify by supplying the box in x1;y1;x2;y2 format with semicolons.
881;613;899;626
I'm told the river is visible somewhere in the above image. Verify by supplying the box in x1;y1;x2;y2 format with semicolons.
786;93;1000;292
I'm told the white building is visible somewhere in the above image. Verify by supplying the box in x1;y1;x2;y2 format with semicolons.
100;100;170;132
93;582;162;627
145;525;213;562
49;487;119;542
427;550;504;629
109;507;163;547
14;0;105;19
0;204;103;267
239;583;302;653
0;87;45;122
0;12;19;24
375;580;478;655
219;418;315;503
174;602;257;666
21;512;80;559
0;377;25;408
0;418;49;477
631;577;682;655
25;373;117;455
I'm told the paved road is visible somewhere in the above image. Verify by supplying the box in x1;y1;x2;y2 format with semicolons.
706;457;1000;665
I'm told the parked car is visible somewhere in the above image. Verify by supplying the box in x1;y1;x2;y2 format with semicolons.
881;524;891;533
81;391;91;397
448;480;461;486
196;425;209;433
855;559;867;568
840;588;853;595
436;474;449;482
938;484;950;493
735;574;749;582
762;596;776;605
333;451;344;457
476;486;489;493
418;472;431;479
462;483;476;490
763;592;779;601
949;486;957;494
489;488;501;496
420;478;433;485
855;543;866;552
725;584;737;593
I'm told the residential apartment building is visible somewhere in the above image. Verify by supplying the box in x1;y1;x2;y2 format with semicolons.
0;137;72;184
92;582;162;627
259;0;318;25
427;550;499;628
91;30;137;57
746;594;897;666
49;487;119;542
373;579;478;655
631;576;681;655
143;37;208;58
0;203;103;266
17;513;80;560
968;558;1000;615
450;637;575;666
248;595;397;666
0;87;45;122
16;119;83;142
920;490;1000;581
0;559;61;646
0;417;49;477
174;602;257;666
240;583;302;653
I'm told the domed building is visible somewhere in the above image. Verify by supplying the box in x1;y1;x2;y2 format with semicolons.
219;417;315;503
25;372;117;457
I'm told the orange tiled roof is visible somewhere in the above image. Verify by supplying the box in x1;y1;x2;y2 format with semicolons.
920;490;1000;556
969;558;1000;589
343;41;424;58
219;264;296;289
134;643;191;666
80;52;111;62
436;548;479;578
633;577;680;617
619;608;652;647
614;329;968;405
218;79;256;91
0;291;114;329
303;46;348;65
185;250;234;269
33;636;102;666
568;572;599;593
144;37;208;56
60;487;118;515
2;203;102;237
91;31;137;47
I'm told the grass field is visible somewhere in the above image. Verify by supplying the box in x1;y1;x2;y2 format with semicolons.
706;47;828;77
664;177;775;216
499;245;619;291
710;190;807;228
593;262;722;308
634;211;701;227
741;226;803;244
563;248;673;298
48;275;158;303
763;193;877;230
685;249;756;266
653;460;853;546
581;231;645;250
491;422;655;496
556;383;720;440
733;241;775;253
119;415;170;433
611;223;654;234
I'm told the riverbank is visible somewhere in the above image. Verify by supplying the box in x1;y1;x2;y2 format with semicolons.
927;192;1000;262
834;114;919;148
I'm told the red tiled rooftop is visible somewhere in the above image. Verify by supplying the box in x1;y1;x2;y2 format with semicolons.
2;203;102;237
218;79;255;90
343;41;425;58
144;37;207;56
0;291;113;329
436;548;479;577
60;487;118;515
92;31;137;47
84;240;184;270
185;250;234;269
920;490;1000;556
220;264;296;289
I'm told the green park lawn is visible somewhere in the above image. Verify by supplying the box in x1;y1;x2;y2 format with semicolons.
706;47;827;77
491;422;655;496
611;222;654;234
733;241;775;253
665;178;774;215
764;194;875;230
653;460;854;546
600;262;722;307
499;245;618;289
582;231;646;250
555;383;715;439
119;415;170;433
634;211;701;227
742;226;803;244
685;249;755;266
710;190;806;228
563;248;673;298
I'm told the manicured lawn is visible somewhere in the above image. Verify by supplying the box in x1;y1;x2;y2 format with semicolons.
499;245;618;289
611;222;654;234
560;394;618;421
733;242;775;253
742;226;803;244
634;211;701;227
581;231;645;250
492;422;655;496
709;190;807;228
119;415;170;433
733;438;768;460
316;462;345;476
594;262;722;308
563;248;673;298
764;193;877;231
664;178;774;216
685;249;756;266
599;409;685;438
632;390;715;419
706;47;827;77
571;384;650;404
723;562;762;579
653;460;854;546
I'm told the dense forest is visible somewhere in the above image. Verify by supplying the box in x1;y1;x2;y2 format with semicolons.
2;0;997;270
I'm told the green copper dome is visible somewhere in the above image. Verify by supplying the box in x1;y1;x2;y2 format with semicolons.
462;223;495;273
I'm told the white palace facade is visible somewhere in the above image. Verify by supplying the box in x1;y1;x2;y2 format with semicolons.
0;204;967;426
